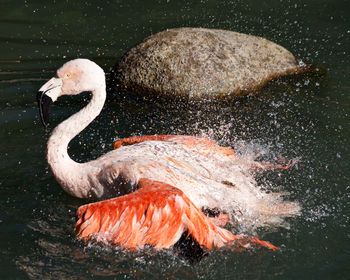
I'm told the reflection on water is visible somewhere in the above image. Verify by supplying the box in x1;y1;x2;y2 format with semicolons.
1;0;350;279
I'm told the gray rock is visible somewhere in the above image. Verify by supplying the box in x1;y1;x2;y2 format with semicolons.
115;28;307;99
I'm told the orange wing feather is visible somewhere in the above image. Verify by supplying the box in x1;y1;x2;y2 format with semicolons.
75;178;278;250
113;135;235;158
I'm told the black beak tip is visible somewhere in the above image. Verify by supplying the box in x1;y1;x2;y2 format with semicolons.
37;91;53;128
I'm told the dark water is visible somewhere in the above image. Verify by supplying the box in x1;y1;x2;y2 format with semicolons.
1;0;349;279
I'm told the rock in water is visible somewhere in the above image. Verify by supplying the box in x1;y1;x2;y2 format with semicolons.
114;28;307;99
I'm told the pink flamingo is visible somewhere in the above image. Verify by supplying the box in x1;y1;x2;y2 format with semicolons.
37;59;299;251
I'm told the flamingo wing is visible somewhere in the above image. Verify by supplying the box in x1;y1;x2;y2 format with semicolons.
114;135;297;171
113;135;235;158
75;178;278;250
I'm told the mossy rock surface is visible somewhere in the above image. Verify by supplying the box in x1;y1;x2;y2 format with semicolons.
115;27;307;99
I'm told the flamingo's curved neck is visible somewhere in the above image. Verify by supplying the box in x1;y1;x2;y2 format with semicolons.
47;85;106;198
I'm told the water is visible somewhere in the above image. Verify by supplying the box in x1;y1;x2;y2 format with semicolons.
1;0;349;279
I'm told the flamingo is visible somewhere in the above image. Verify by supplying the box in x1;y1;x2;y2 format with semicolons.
37;58;300;252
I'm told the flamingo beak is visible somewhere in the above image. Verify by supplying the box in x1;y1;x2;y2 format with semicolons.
36;77;62;128
36;90;52;128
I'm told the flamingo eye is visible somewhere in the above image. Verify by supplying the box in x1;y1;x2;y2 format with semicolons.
66;73;71;78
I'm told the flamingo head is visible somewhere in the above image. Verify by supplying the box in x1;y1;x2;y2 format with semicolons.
37;58;105;127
